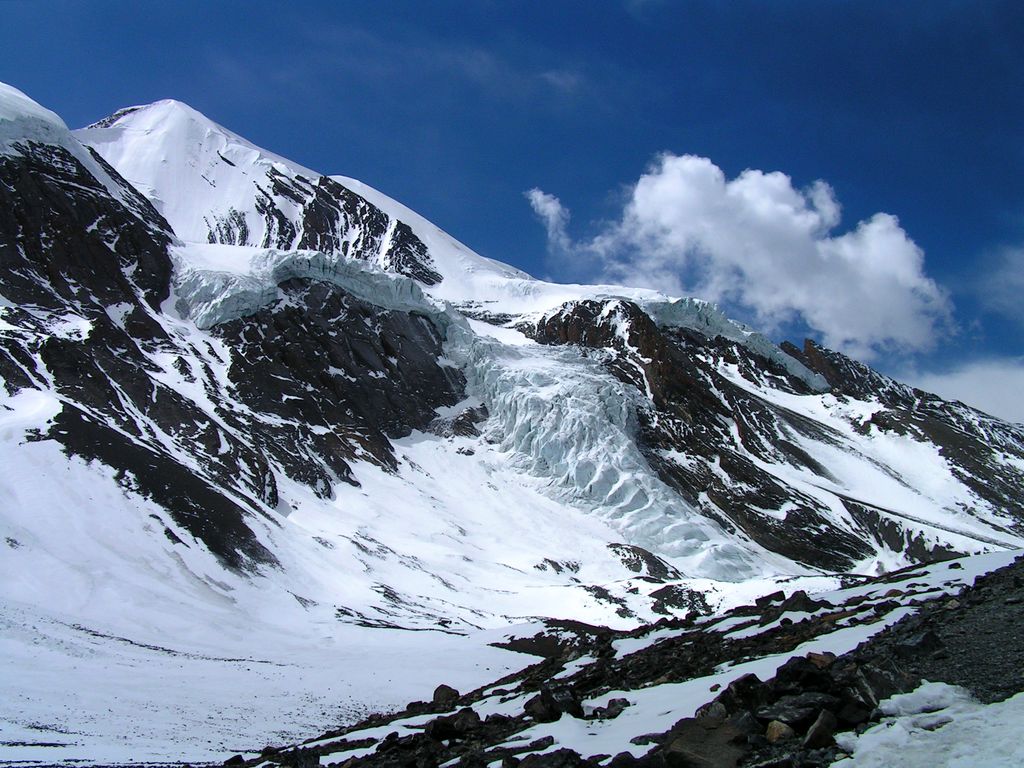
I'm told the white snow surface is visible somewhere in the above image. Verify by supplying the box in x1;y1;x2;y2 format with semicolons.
833;682;1024;767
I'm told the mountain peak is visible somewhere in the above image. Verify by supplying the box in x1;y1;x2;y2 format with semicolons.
86;97;222;130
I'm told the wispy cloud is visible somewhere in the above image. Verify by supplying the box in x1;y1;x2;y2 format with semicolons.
528;153;953;359
978;246;1024;325
906;358;1024;424
255;23;592;105
525;188;572;252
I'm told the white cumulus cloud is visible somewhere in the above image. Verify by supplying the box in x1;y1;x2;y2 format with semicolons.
528;153;952;359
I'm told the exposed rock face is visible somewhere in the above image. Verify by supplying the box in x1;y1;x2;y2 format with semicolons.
0;136;463;572
214;278;464;493
784;338;1024;528
530;301;871;570
249;169;443;286
528;299;1024;571
0;141;171;315
76;101;444;286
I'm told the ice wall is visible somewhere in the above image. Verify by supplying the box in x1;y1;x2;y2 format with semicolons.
172;246;454;330
447;327;771;580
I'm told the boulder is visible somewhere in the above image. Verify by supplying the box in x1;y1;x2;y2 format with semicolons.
755;590;786;608
779;590;829;613
524;686;584;722
765;720;796;744
713;673;769;713
803;709;838;749
755;693;839;728
663;718;747;768
694;700;728;725
424;707;481;741
771;656;832;694
519;748;588;768
591;697;631;720
433;683;460;709
805;651;836;670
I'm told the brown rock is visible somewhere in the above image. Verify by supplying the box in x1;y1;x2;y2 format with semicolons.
806;651;836;669
714;673;769;713
765;720;797;743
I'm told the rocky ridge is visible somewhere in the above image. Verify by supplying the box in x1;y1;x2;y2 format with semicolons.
230;552;1023;768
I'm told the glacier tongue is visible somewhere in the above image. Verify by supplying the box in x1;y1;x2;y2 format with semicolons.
450;322;777;581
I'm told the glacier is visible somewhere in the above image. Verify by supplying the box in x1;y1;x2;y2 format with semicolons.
2;80;1024;765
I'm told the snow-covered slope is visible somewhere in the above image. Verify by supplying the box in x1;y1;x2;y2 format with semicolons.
2;82;1024;764
73;100;826;388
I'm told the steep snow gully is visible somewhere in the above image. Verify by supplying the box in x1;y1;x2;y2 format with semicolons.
1;81;1023;765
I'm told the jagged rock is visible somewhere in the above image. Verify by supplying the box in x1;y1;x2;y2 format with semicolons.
755;693;839;728
778;590;829;614
277;748;319;768
802;710;838;749
606;753;643;768
835;699;873;727
524;686;584;722
805;651;836;670
693;700;728;725
663;717;747;767
424;707;481;741
518;748;588;768
649;585;712;617
223;756;245;766
713;674;769;713
755;591;786;608
727;709;761;737
608;544;682;580
771;656;833;694
591;698;631;720
764;720;797;744
433;684;460;709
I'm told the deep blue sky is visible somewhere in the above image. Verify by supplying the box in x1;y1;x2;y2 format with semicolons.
2;1;1022;417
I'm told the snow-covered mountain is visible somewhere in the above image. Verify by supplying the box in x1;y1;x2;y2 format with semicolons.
2;82;1024;762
